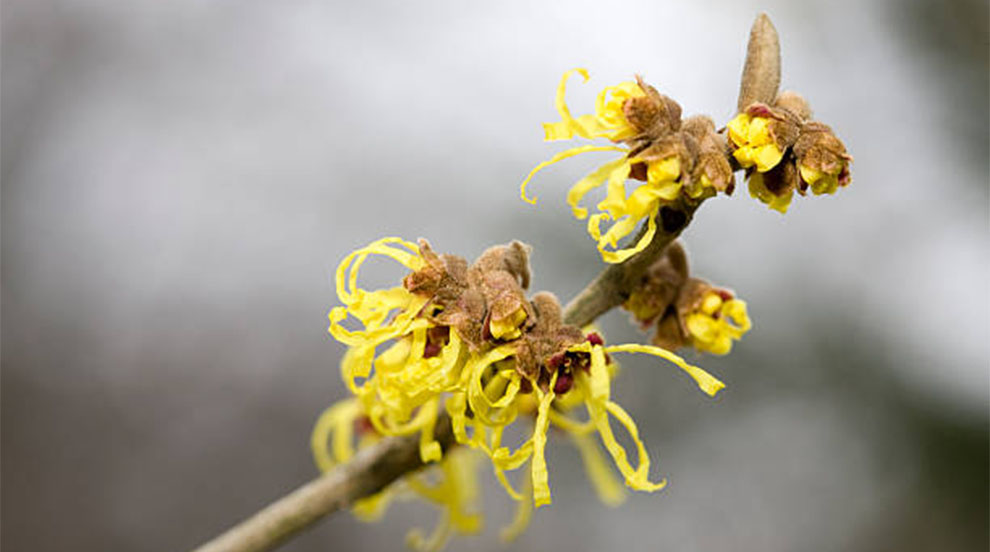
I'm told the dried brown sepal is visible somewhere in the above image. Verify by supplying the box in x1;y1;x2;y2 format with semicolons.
624;75;683;141
403;240;536;351
651;310;687;352
793;121;853;189
512;292;585;383
744;102;802;152
623;241;689;325
773;90;812;121
682;116;736;196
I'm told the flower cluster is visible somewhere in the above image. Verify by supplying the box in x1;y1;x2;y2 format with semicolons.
316;237;727;549
623;242;752;355
520;69;734;263
727;91;852;213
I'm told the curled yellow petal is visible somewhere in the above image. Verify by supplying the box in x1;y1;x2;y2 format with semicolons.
566;157;630;219
499;465;534;543
603;343;725;397
598;206;658;264
520;145;626;205
726;113;752;147
335;237;422;305
489;307;528;340
595;157;633;218
543;68;613;141
531;372;558;508
311;398;362;472
580;350;665;491
573;432;626;506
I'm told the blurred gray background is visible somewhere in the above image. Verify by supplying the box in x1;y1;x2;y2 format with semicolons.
3;0;988;550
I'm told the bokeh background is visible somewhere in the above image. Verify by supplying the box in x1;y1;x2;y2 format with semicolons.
3;0;988;550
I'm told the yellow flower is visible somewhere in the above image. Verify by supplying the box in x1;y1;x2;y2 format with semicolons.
520;69;732;264
726;112;785;172
793;121;852;196
519;69;659;264
798;165;839;195
748;170;794;213
730;100;851;213
683;291;752;355
541;68;645;142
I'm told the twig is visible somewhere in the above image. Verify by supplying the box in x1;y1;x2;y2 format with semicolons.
193;13;780;551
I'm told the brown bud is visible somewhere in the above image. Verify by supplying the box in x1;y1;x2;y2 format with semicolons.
621;75;682;141
512;292;584;381
623;241;690;325
774;90;811;121
738;13;781;112
471;240;532;290
686;117;735;195
652;311;687;351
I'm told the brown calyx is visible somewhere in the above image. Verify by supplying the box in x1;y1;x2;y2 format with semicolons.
793;121;853;185
403;240;536;351
511;292;585;384
623;240;689;326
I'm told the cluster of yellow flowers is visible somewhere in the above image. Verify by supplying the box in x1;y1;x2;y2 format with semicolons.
314;237;726;550
520;69;734;263
521;70;851;258
728;93;852;213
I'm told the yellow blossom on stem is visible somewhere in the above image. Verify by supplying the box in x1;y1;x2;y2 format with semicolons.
728;98;851;213
726;112;785;172
519;69;729;264
684;291;752;355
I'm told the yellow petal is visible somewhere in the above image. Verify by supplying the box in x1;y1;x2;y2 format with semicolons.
573;432;626;506
566;157;629;219
701;293;723;315
746;116;772;144
753;144;784;172
490;307;528;340
598;206;658;264
311;398;362;471
499;466;534;542
647;156;681;184
595;159;633;219
603;343;725;397
531;372;558;507
726;113;752;147
520;145;626;205
748;172;792;214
